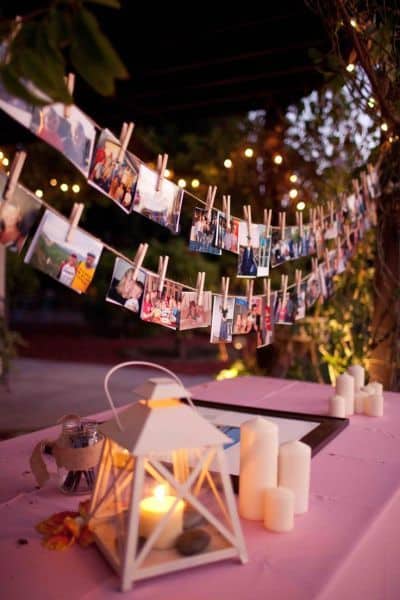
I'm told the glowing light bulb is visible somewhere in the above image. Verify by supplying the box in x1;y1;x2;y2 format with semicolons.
244;147;254;158
49;178;57;187
296;201;306;211
2;157;9;167
191;178;200;188
289;188;298;199
154;485;167;500
350;18;357;28
381;122;388;132
368;97;375;108
177;178;186;188
60;183;68;192
273;154;283;165
346;63;355;73
0;151;3;160
224;158;233;169
72;184;80;193
35;189;44;198
164;168;171;178
289;174;298;183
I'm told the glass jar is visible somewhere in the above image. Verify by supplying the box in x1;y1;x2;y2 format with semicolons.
56;417;104;495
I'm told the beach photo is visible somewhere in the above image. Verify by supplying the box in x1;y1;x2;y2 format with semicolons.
210;295;235;343
179;290;212;330
106;257;147;314
140;273;182;330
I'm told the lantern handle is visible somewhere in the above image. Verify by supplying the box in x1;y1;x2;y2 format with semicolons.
104;361;196;431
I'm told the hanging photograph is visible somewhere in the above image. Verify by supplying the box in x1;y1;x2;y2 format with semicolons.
132;164;183;233
0;173;41;253
258;292;275;348
319;252;336;299
30;104;96;177
273;290;296;325
24;209;103;294
179;290;212;330
233;297;250;334
270;226;297;267
188;207;221;255
140;273;182;330
216;213;240;254
246;295;265;345
106;257;147;314
237;221;270;278
89;128;139;212
210;295;234;343
0;79;33;129
294;282;307;320
305;272;322;309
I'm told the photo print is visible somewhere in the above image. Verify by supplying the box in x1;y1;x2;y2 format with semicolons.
106;257;147;314
0;172;41;253
305;272;322;310
210;295;235;344
270;226;300;267
179;290;212;331
132;164;183;233
237;221;271;278
24;209;103;294
334;244;347;275
319;251;337;299
0;78;33;128
31;104;96;176
258;292;276;348
140;273;182;330
294;282;307;321
233;297;249;334
216;213;240;254
89;129;139;212
188;207;221;256
273;290;296;325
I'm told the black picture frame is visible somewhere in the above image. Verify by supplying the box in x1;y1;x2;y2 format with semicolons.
190;397;349;493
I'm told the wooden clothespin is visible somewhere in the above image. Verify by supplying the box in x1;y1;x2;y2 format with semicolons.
324;247;330;270
243;205;252;242
360;171;370;200
156;154;169;193
296;210;304;237
264;208;272;237
263;278;271;306
157;255;169;292
295;269;302;295
246;279;254;307
205;185;217;220
222;195;231;230
278;211;286;240
64;73;75;119
196;271;206;306
311;257;318;273
2;150;27;203
344;224;351;247
66;202;84;243
311;207;317;232
221;276;230;310
352;178;360;197
328;200;334;225
118;121;135;162
132;243;148;281
280;274;288;302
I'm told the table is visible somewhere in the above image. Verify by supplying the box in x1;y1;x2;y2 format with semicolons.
1;376;399;599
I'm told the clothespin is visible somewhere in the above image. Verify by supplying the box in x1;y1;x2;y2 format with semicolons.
157;255;169;292
324;248;330;270
156;154;169;193
263;278;271;306
328;200;334;225
222;195;231;230
311;207;317;232
264;208;272;237
118;121;134;162
205;185;217;220
296;210;304;237
278;211;286;240
63;73;75;119
280;274;288;302
246;279;254;307
243;205;252;242
352;178;360;197
311;257;318;273
2;150;27;202
196;271;206;306
66;202;84;243
221;276;230;310
132;243;148;281
344;223;351;246
295;269;302;295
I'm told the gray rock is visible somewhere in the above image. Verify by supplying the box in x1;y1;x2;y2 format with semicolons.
176;528;211;556
183;506;205;530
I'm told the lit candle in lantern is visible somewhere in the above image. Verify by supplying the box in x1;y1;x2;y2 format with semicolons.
139;485;184;550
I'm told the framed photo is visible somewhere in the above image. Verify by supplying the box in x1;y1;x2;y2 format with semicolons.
189;398;349;492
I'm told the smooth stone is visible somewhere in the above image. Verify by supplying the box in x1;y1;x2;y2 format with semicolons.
176;528;210;556
183;506;205;530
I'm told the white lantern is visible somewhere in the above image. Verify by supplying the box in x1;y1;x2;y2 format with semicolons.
88;362;247;592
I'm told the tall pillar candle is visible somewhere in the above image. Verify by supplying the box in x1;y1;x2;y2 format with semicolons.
347;364;365;392
278;441;311;514
336;372;354;416
239;417;278;520
329;395;346;418
364;393;384;417
264;486;294;533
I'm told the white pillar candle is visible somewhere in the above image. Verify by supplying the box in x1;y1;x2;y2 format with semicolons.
263;486;294;533
239;417;278;520
139;485;184;550
278;441;311;514
347;364;365;392
369;381;383;395
329;394;346;418
336;372;355;416
354;390;369;414
364;393;384;417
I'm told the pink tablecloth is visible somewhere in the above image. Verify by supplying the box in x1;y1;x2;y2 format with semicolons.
1;376;400;599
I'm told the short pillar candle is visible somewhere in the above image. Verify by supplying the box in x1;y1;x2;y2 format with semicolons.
364;393;384;417
329;395;346;418
263;486;294;533
239;417;278;520
354;390;369;414
139;485;184;550
336;372;354;416
347;364;365;392
278;441;311;514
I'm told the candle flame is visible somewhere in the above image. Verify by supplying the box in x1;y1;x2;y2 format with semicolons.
154;484;167;500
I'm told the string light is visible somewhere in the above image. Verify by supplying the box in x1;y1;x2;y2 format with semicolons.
289;174;298;183
2;157;9;166
177;178;187;188
164;168;171;178
273;154;283;165
289;188;298;199
368;97;375;108
0;151;3;160
35;189;44;198
60;183;68;192
191;178;200;189
72;184;80;194
244;147;254;158
296;201;306;211
350;18;357;28
224;158;233;169
381;122;388;132
346;63;355;73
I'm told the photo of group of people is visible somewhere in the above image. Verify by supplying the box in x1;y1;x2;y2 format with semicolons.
0;172;41;253
133;164;183;234
270;226;316;268
89;129;139;212
233;295;266;346
106;258;147;314
189;207;221;255
140;274;182;330
305;272;322;309
210;295;235;343
24;210;102;295
216;214;239;253
179;291;212;331
273;290;297;325
237;222;271;278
